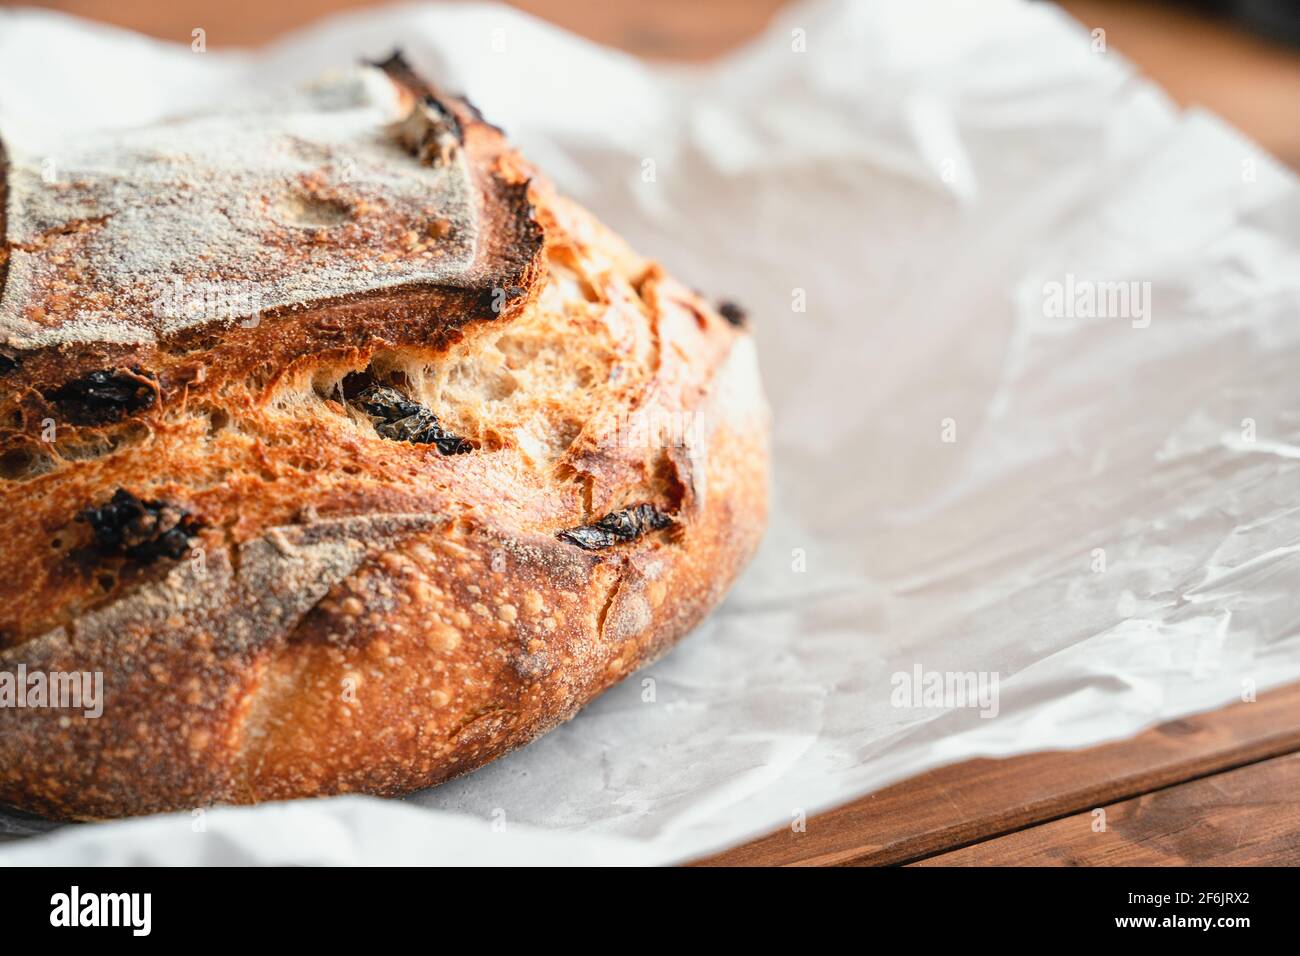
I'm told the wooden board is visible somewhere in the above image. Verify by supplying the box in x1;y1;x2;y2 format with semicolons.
696;683;1300;866
914;750;1300;866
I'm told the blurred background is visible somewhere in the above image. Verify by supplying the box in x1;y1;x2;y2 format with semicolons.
4;0;1300;168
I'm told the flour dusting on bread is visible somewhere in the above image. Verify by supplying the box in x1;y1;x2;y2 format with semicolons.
0;68;481;349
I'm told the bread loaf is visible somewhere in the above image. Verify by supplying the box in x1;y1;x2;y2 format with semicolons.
0;54;768;819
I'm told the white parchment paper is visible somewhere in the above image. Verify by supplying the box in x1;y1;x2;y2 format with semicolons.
3;0;1300;865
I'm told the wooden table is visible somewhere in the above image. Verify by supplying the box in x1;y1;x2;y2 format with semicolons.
700;683;1300;865
11;0;1300;866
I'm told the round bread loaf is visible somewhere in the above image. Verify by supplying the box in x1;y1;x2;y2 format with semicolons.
0;55;768;819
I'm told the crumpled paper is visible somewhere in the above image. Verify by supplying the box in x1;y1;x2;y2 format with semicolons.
3;0;1300;865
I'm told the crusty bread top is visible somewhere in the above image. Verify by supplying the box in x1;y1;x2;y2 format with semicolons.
0;53;767;819
0;54;753;659
0;53;542;371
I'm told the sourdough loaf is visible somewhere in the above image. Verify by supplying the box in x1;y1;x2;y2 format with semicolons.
0;55;768;819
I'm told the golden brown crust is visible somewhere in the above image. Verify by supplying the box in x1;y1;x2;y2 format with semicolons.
0;59;768;820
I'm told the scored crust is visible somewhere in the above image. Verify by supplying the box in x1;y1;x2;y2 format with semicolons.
0;56;768;820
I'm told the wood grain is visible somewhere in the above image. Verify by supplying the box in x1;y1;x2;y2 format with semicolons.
696;684;1300;866
914;751;1300;866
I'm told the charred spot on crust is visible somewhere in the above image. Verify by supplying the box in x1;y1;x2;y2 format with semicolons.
351;384;473;455
717;300;748;326
558;504;674;550
373;49;464;168
393;96;463;167
365;49;418;80
44;367;157;425
422;95;463;142
484;176;545;307
0;349;19;375
78;489;202;563
367;51;545;323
